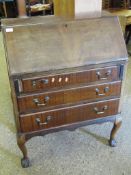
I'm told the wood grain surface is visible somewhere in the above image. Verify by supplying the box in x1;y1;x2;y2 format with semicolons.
20;98;120;133
17;81;121;113
20;65;119;93
2;16;127;75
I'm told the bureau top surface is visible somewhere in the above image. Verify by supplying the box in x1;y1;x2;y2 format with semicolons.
2;16;127;75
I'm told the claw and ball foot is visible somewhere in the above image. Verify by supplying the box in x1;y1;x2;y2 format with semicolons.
21;157;30;168
109;120;122;147
17;134;30;168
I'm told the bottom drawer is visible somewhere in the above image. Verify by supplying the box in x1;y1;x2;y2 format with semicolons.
20;98;119;133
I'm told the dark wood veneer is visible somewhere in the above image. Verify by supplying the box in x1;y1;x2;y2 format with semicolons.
17;81;121;113
20;98;119;133
20;65;119;93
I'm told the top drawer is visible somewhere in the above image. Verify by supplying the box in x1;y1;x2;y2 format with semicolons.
16;65;120;93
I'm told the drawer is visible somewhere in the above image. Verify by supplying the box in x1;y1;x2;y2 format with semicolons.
17;81;121;113
20;98;119;133
17;65;120;93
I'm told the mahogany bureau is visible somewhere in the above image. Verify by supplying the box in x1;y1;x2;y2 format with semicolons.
2;15;128;168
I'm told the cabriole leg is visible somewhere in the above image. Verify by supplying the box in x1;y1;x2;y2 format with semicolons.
109;118;122;147
17;134;30;168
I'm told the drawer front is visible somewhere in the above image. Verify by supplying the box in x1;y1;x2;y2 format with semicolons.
20;99;119;133
17;81;121;113
19;66;120;93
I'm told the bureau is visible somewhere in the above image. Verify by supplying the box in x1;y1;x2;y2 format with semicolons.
2;15;128;168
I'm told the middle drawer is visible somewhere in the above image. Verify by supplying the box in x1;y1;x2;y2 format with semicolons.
17;81;121;113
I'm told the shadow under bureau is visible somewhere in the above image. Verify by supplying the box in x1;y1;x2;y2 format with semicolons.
2;15;128;168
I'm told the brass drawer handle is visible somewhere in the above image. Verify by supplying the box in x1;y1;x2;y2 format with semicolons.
36;116;52;126
96;70;111;80
94;105;108;115
32;79;49;86
95;87;109;96
33;96;50;106
41;79;49;84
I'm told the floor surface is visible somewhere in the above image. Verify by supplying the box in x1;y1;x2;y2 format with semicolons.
0;32;131;175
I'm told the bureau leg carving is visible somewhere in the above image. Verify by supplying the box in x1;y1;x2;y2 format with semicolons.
17;134;30;168
109;120;122;147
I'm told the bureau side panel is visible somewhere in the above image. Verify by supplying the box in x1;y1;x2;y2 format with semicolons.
10;79;21;132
